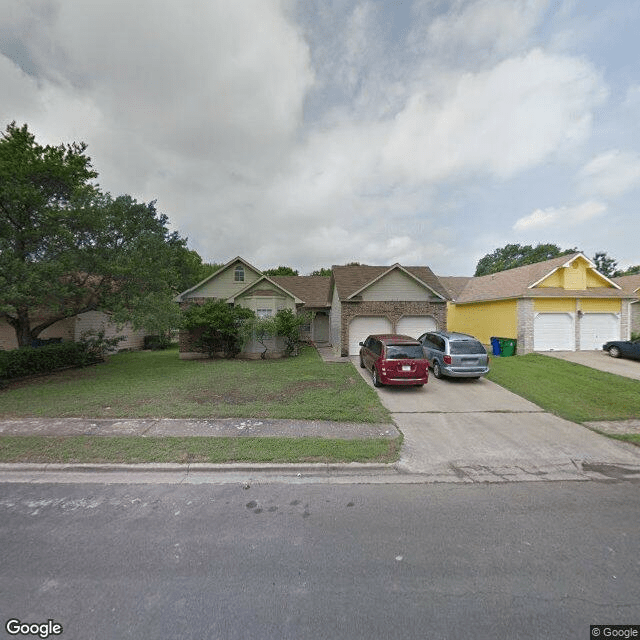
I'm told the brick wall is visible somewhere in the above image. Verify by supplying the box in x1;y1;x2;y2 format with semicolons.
339;300;447;356
517;299;535;354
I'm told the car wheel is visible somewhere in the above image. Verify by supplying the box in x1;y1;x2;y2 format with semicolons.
433;361;443;379
359;355;365;368
372;367;382;387
609;346;621;358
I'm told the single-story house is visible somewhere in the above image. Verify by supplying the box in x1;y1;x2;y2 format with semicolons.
443;253;634;354
174;252;635;359
329;263;450;356
613;274;640;336
174;257;331;359
0;310;146;352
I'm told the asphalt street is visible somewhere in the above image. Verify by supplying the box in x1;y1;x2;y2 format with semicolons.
1;480;639;640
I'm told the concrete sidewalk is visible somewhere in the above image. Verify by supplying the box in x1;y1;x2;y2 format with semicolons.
0;417;399;439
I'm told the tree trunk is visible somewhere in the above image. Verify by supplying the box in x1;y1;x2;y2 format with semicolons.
12;307;33;348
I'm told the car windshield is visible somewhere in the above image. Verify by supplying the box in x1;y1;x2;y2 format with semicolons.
386;344;424;359
450;341;485;355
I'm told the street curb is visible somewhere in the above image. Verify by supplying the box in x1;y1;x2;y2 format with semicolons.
0;461;400;475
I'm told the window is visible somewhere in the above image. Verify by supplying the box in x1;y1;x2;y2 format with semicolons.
234;265;244;282
257;308;273;318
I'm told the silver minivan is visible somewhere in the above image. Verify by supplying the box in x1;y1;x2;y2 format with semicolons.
417;331;489;379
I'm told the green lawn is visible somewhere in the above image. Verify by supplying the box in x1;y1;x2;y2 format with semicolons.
0;346;396;464
0;435;401;464
0;345;390;423
487;354;640;423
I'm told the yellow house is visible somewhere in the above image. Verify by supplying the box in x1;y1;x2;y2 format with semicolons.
442;253;634;354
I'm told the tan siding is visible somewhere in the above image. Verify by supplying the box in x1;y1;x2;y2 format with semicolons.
0;321;17;350
75;311;145;351
361;270;435;301
186;261;261;299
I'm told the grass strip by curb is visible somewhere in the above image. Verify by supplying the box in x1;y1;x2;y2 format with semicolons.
487;354;640;423
0;435;402;465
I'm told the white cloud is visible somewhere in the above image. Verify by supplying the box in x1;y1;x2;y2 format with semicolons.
424;0;550;60
382;48;606;182
579;150;640;198
513;201;607;231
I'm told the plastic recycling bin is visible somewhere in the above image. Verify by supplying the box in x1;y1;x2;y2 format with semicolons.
500;339;516;357
490;337;502;356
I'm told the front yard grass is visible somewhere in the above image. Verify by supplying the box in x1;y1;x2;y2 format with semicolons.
0;346;397;464
487;353;640;424
0;345;390;423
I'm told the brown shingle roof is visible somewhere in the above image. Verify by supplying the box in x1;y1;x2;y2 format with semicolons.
452;253;631;303
437;276;473;299
331;264;450;300
614;275;640;295
270;276;331;307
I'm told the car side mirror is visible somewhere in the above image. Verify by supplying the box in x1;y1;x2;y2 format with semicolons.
359;342;364;346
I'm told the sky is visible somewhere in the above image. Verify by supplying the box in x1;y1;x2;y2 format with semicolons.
1;0;639;276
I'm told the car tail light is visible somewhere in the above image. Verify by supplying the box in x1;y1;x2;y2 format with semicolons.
443;355;452;365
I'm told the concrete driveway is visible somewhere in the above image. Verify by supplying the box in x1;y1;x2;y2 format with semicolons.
352;358;640;482
542;350;640;380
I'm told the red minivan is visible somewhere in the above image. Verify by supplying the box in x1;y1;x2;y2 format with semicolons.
359;334;429;387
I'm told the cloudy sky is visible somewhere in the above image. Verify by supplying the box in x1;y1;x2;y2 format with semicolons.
2;0;639;276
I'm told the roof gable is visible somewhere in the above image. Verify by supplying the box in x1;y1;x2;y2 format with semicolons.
228;275;303;304
332;264;449;301
175;256;262;301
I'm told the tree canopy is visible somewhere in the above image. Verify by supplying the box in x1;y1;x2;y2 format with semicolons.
0;122;201;346
263;265;299;276
474;243;577;276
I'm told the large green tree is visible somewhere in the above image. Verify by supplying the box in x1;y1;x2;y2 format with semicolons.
0;122;198;346
474;243;576;276
591;251;618;278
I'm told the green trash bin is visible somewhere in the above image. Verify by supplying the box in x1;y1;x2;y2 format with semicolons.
500;339;516;357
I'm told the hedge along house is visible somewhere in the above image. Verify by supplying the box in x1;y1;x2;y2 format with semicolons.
329;264;450;356
443;253;633;354
174;257;331;359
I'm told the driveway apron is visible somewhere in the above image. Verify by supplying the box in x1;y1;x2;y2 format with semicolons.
352;358;640;482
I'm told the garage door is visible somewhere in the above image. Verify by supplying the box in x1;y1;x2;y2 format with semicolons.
396;315;437;339
534;313;575;351
580;313;619;351
348;316;392;355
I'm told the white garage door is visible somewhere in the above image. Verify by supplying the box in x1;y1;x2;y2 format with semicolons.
580;313;619;351
534;313;575;351
348;316;392;355
396;315;437;339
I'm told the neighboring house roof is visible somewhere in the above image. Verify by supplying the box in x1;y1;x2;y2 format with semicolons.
452;253;629;304
613;275;640;296
270;276;331;307
332;264;450;301
437;276;473;300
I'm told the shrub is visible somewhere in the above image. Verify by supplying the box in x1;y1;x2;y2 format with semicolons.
274;309;310;356
144;334;172;350
0;342;89;380
182;300;255;358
